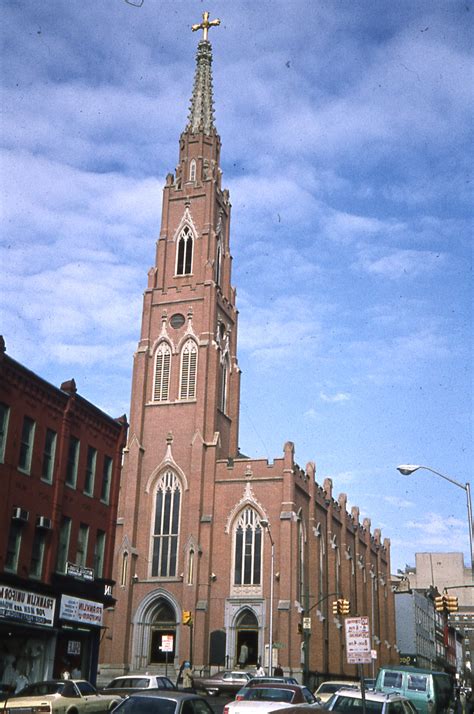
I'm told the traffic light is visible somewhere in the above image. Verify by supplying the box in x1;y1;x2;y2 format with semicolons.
182;610;193;625
332;600;339;615
339;599;350;616
434;595;445;612
445;596;459;613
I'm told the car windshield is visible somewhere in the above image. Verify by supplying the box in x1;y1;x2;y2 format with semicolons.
114;697;177;714
242;688;295;703
12;682;65;697
332;695;383;714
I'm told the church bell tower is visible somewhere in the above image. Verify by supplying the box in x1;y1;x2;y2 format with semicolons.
103;13;241;671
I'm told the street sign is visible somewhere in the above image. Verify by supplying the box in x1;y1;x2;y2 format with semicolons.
344;616;372;664
160;635;174;652
303;617;311;630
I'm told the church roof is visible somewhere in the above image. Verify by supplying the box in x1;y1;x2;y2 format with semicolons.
186;39;216;135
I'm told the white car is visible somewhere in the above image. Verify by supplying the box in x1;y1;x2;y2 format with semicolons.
224;684;317;714
3;679;121;714
325;687;418;714
100;674;176;697
314;681;359;703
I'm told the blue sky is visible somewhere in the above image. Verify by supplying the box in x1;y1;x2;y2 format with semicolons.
1;0;472;573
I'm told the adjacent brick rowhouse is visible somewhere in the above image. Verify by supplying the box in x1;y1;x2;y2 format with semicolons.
100;31;398;684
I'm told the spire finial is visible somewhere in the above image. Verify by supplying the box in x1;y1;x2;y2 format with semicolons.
192;11;220;41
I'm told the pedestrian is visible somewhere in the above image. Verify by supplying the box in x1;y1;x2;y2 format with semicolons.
274;663;283;677
238;642;248;669
255;662;265;677
182;661;194;691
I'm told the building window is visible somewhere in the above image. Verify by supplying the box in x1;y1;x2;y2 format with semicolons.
234;508;262;586
176;226;193;275
153;343;171;402
76;524;89;566
5;522;22;572
0;402;10;463
219;359;228;413
18;416;35;474
84;446;97;496
297;518;305;603
120;551;129;587
151;470;181;578
189;159;197;182
65;436;80;488
30;529;46;578
179;340;198;400
215;240;222;286
94;530;106;578
187;548;195;585
41;428;57;483
56;516;72;573
100;456;113;503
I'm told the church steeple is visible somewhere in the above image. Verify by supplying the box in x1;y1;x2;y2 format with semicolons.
186;12;221;135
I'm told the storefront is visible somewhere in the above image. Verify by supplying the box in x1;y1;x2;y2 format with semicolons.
55;593;104;683
0;583;57;690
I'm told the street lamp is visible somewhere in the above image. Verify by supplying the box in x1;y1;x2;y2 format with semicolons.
397;464;473;577
260;519;274;676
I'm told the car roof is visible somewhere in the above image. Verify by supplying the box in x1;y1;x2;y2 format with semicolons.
246;684;306;691
332;688;408;701
125;691;203;700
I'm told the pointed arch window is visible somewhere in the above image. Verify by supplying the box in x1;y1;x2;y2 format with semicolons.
234;508;262;586
152;470;181;577
153;342;171;402
215;239;222;286
189;159;197;182
297;516;305;602
180;339;198;400
219;358;228;413
176;226;193;276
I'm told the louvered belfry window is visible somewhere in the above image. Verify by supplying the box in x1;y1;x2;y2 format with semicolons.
180;340;197;400
153;343;171;401
176;226;193;275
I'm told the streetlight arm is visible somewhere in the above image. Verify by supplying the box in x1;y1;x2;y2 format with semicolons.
397;464;467;491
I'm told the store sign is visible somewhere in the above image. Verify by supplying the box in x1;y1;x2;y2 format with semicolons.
60;595;103;627
344;616;372;664
66;562;94;581
0;584;55;627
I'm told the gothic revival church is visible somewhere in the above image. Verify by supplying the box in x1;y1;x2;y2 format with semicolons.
100;16;397;683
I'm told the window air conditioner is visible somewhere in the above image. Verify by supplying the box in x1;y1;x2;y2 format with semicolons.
36;516;52;530
12;507;29;522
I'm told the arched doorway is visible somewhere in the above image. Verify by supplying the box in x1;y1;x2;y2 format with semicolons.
235;608;259;668
149;600;177;664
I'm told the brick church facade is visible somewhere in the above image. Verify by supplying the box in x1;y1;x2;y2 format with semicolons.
100;19;398;684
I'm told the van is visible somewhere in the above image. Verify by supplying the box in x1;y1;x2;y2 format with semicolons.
375;665;453;714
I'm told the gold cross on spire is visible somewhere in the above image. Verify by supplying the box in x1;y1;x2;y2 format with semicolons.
191;11;220;41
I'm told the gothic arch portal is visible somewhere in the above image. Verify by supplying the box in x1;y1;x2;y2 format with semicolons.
131;589;180;670
224;602;265;669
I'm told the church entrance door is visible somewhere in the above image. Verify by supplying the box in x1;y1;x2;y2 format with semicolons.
235;609;259;668
149;600;176;664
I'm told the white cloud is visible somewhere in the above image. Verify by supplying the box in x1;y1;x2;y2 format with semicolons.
319;391;351;404
384;495;414;509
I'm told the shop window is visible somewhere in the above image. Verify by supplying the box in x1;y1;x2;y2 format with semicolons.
65;436;80;488
84;446;97;496
41;428;57;483
18;416;35;474
100;456;113;504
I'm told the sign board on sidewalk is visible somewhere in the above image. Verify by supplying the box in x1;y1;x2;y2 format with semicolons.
160;634;174;652
344;616;372;664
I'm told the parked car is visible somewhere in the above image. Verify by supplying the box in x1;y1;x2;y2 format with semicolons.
244;678;299;688
2;679;121;714
375;665;454;714
364;679;376;691
225;683;317;714
193;671;253;696
325;686;418;714
100;675;176;697
314;681;359;703
110;690;215;714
